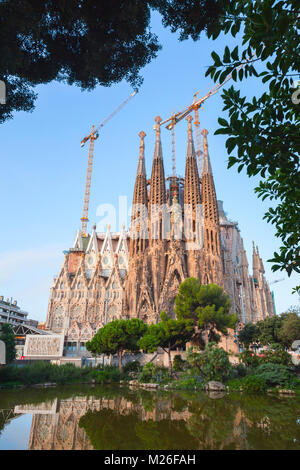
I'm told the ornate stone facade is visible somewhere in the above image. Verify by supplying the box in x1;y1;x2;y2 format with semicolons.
42;118;275;357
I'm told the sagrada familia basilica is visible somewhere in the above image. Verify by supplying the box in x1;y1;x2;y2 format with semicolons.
25;116;275;359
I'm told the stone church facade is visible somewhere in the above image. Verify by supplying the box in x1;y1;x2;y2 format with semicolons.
41;116;275;357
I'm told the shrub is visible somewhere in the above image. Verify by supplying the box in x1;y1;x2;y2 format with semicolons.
254;363;293;386
227;378;244;391
233;363;248;378
173;375;203;391
123;361;141;374
138;362;158;383
88;366;121;383
228;375;268;393
173;355;187;372
138;362;170;384
259;344;292;366
239;350;261;368
201;342;233;381
186;347;204;370
241;375;267;393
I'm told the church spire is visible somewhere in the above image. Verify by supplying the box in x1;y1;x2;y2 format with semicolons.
149;116;167;243
136;131;146;176
130;131;148;255
184;116;201;243
202;128;213;175
201;129;221;255
132;131;148;210
184;116;201;211
149;116;166;207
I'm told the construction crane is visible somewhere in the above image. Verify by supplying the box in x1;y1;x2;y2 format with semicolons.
160;54;256;178
269;278;285;285
80;90;138;237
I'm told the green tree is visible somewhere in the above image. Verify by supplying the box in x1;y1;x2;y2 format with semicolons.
278;309;300;348
238;323;259;349
255;315;283;346
0;323;16;363
186;342;233;381
0;0;223;123
201;342;233;382
138;311;193;373
175;279;237;346
260;343;292;366
86;318;146;372
203;1;300;284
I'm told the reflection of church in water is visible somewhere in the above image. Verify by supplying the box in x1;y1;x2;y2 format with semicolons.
14;393;252;450
25;117;275;360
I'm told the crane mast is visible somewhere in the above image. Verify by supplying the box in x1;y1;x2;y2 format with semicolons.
80;90;138;237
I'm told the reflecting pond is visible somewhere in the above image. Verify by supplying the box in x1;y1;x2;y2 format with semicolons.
0;384;299;450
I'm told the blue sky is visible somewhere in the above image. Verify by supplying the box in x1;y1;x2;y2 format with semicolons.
0;11;299;321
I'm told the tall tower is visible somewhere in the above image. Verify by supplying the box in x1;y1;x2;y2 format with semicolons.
149;116;167;243
183;116;202;277
201;129;223;285
130;131;148;256
183;116;201;234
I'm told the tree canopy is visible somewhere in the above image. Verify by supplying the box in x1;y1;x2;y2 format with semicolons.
86;318;147;371
138;311;193;373
174;278;237;346
238;307;300;349
0;0;222;123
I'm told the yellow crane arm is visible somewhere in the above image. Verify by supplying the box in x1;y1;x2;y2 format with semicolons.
161;55;255;130
80;90;138;236
81;90;138;147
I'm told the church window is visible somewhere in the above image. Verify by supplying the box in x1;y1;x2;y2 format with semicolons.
77;281;81;289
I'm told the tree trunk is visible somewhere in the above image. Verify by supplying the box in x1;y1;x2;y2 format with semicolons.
167;344;172;375
118;349;123;372
204;324;209;345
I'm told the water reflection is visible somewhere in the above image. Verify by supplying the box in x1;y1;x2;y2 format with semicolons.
0;385;299;450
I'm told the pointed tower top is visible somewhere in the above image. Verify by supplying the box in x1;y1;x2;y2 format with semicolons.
186;115;196;159
187;115;193;125
137;131;146;176
149;116;166;208
152;116;163;161
201;128;212;175
155;115;162;126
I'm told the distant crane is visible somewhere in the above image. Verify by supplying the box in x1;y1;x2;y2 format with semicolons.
80;90;138;237
269;278;285;285
160;54;256;178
